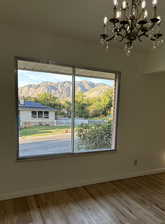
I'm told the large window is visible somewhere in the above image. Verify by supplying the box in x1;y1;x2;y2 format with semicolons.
17;59;120;159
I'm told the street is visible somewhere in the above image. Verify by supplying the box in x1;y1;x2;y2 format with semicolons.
19;138;72;157
19;134;72;157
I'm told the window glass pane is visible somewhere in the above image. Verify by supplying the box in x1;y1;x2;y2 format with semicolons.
32;111;37;118
74;74;115;153
38;111;43;118
18;60;72;158
44;111;49;118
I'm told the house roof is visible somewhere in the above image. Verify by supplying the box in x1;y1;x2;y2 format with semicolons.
19;101;55;111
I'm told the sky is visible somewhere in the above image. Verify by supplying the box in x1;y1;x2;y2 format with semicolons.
18;70;114;87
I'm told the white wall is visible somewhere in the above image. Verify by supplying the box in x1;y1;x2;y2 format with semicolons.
0;24;165;200
20;110;30;122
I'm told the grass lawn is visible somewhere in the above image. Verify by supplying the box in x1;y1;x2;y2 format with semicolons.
20;125;70;138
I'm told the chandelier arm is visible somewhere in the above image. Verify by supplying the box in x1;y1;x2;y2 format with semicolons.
119;25;129;37
111;24;126;40
106;35;116;42
114;25;123;34
109;26;125;41
150;37;156;41
136;23;151;38
147;23;156;32
116;33;125;41
136;24;145;34
117;28;128;41
118;25;126;33
138;32;148;41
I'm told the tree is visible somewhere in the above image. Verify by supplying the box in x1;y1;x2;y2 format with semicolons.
100;89;113;116
75;92;89;118
37;93;61;110
88;89;113;118
63;100;72;118
24;96;37;102
23;88;114;119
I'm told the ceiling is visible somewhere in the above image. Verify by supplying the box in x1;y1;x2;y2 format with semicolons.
0;0;165;48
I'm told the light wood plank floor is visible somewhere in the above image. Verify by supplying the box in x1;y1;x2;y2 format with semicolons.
1;173;165;223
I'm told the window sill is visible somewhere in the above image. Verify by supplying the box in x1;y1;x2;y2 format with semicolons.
16;149;117;162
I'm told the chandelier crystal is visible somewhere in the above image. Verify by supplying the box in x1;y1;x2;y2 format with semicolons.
100;0;163;56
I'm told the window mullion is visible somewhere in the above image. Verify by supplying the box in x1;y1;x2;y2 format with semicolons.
71;67;76;153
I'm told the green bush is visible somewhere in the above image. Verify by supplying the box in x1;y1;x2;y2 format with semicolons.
77;121;112;150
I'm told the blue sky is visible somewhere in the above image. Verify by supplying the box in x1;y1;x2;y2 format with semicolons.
18;70;114;87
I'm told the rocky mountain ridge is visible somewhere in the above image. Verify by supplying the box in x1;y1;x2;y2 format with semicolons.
19;80;112;99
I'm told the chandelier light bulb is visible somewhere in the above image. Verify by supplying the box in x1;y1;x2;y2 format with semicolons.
122;0;127;9
144;10;148;18
152;0;158;6
116;10;121;18
141;0;146;9
113;0;118;7
104;17;108;25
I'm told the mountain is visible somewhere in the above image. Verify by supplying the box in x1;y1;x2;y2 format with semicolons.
84;84;112;98
19;81;112;99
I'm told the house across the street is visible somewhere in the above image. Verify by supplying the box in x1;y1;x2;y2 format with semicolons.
19;99;57;128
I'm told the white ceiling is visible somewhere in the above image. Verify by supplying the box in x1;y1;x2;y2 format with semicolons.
0;0;165;48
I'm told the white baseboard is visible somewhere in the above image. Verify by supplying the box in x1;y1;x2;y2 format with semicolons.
0;168;165;201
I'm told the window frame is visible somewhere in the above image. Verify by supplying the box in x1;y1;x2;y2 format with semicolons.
15;57;121;161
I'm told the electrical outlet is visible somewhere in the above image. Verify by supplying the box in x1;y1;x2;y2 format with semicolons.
134;160;138;166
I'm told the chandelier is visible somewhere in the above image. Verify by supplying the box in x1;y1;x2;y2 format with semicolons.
100;0;163;56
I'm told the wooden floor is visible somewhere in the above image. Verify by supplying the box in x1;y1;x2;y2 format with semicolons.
1;173;165;224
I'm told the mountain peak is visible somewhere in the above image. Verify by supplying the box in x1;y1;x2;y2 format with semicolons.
19;80;112;99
